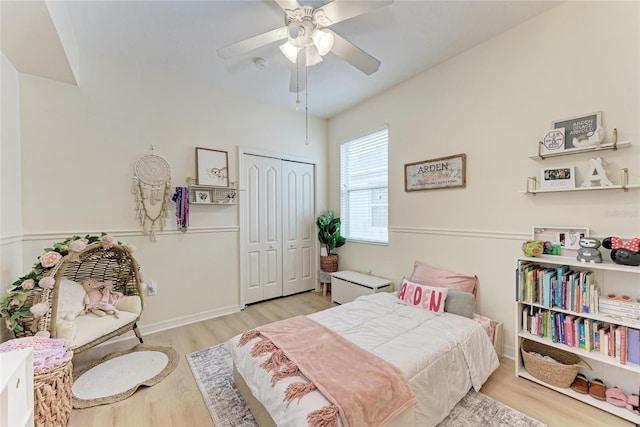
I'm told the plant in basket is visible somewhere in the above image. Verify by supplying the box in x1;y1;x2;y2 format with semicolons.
316;210;346;272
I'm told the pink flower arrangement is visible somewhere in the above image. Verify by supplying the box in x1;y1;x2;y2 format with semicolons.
40;251;62;268
101;234;118;249
21;279;35;290
39;277;55;289
68;239;88;253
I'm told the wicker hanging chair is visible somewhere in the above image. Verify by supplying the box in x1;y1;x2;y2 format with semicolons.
15;241;145;355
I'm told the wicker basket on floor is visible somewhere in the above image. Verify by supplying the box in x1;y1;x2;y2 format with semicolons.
34;360;73;427
320;254;339;273
521;339;590;388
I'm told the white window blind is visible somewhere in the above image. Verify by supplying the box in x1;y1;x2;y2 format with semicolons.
340;128;388;244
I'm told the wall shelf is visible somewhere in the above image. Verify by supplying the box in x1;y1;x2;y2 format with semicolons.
523;167;638;194
528;140;631;160
521;183;640;195
189;184;237;205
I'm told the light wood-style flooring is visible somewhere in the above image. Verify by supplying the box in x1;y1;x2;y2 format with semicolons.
69;291;632;427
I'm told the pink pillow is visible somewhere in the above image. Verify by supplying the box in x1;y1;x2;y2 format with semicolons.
410;260;479;296
397;278;448;314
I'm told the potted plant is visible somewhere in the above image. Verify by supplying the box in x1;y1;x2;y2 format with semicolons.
316;210;346;272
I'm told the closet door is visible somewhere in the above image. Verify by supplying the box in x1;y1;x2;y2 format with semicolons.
243;154;282;304
282;161;315;295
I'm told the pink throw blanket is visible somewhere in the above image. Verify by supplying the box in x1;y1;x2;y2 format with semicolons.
239;315;416;427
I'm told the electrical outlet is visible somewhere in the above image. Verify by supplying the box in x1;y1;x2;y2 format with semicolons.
147;281;158;296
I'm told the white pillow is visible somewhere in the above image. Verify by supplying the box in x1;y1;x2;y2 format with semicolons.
57;278;86;320
397;277;448;314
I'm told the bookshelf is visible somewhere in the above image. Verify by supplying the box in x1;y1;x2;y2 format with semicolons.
515;255;640;425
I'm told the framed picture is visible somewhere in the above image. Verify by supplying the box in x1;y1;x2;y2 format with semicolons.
196;147;229;187
552;111;602;150
539;165;575;190
532;226;589;256
405;153;466;192
193;190;210;204
539;128;566;156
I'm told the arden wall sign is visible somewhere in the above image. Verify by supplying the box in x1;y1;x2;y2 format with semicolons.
404;153;466;192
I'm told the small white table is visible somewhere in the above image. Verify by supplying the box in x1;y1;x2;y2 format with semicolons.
0;348;34;427
330;270;392;304
319;270;332;296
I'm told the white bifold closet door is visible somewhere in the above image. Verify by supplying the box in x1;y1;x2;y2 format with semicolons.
282;160;315;296
243;154;315;305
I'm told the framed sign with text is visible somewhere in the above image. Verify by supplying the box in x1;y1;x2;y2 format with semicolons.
404;153;466;192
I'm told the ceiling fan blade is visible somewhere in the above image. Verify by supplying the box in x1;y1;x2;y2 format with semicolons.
289;50;306;93
273;0;302;12
217;27;288;59
327;30;380;75
318;0;394;26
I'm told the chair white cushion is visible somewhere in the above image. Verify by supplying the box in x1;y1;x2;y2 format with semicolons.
56;295;142;350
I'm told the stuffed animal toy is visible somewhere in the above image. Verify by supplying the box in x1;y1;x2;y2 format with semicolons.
97;281;123;318
576;237;602;263
82;278;107;317
522;240;544;257
602;237;640;266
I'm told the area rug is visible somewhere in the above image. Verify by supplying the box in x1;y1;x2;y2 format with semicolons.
187;343;546;427
72;344;179;408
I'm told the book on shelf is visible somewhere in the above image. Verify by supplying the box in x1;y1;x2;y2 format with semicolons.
620;326;627;365
628;328;640;365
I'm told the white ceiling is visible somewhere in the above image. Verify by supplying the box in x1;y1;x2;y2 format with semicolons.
55;1;561;118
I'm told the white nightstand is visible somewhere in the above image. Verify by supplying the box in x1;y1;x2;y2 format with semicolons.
330;270;392;304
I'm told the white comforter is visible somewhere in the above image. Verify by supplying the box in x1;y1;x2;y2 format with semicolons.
226;292;500;427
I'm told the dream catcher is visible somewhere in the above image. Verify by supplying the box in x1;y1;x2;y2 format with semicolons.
132;147;172;241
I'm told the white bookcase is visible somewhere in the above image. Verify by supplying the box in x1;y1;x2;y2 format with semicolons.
514;255;640;424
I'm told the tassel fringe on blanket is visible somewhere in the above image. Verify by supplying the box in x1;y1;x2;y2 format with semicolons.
239;329;338;427
238;317;416;427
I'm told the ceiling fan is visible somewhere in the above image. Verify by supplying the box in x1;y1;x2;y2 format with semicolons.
217;0;394;92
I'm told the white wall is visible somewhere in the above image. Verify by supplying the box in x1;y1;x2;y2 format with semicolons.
17;51;328;336
328;2;640;359
0;53;23;342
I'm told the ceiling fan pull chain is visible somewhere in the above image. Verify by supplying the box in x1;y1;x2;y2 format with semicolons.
305;65;309;146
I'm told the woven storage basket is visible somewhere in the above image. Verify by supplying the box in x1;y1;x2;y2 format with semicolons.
320;255;339;272
34;360;73;427
521;339;590;388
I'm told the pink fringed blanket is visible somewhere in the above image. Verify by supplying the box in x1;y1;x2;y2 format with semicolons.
239;315;416;427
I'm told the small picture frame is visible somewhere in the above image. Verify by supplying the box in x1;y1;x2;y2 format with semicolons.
193;190;210;204
196;147;229;187
539;165;575;190
540;128;565;156
552;111;602;150
532;226;589;256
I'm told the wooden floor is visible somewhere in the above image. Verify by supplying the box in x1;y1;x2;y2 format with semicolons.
69;291;633;427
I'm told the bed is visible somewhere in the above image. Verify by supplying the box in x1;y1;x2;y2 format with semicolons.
226;289;501;427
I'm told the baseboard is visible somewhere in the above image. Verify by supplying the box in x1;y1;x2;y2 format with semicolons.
96;304;242;347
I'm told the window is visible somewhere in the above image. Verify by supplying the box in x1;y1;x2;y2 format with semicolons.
340;128;388;244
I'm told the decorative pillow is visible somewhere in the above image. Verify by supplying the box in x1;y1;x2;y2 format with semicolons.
57;277;86;321
397;278;448;314
444;290;475;318
410;260;479;296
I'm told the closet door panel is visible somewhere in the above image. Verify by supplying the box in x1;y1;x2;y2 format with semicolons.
282;161;315;295
243;155;282;304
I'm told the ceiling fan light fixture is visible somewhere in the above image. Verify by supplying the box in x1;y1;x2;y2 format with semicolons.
305;45;323;67
280;41;299;64
312;29;334;56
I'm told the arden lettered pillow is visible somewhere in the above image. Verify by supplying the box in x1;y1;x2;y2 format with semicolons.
397;278;448;314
